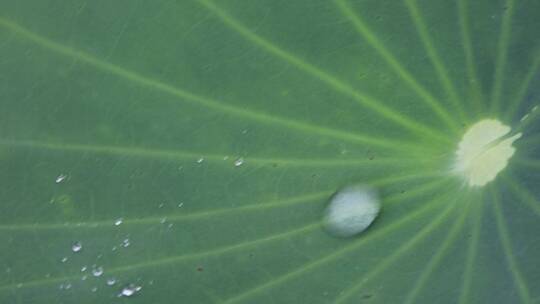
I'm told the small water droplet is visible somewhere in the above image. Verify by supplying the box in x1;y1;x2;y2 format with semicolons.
196;157;204;164
114;218;123;226
167;223;174;229
234;157;244;167
241;129;248;134
81;275;88;281
159;217;167;224
122;238;130;248
112;246;118;251
92;266;104;277
91;286;98;292
16;283;23;289
64;282;72;290
177;202;184;208
81;266;87;272
120;284;142;297
323;185;380;238
71;241;82;253
55;174;68;183
61;257;69;263
106;278;117;286
158;203;164;209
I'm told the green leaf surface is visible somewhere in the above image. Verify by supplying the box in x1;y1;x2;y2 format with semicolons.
1;0;539;303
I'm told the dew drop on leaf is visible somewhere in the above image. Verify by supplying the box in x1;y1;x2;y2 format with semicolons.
114;218;123;226
55;174;68;183
120;284;142;297
92;266;104;277
106;278;117;286
71;241;82;253
234;157;244;167
323;185;381;238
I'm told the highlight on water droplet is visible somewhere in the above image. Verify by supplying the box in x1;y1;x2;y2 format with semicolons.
114;218;123;226
323;185;381;238
196;157;204;164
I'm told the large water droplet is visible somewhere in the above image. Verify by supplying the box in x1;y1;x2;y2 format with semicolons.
323;185;381;238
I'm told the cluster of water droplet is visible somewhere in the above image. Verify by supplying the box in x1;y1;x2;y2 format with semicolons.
50;233;148;298
47;172;185;299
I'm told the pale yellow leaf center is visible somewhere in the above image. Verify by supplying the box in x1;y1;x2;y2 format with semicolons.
453;119;521;187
